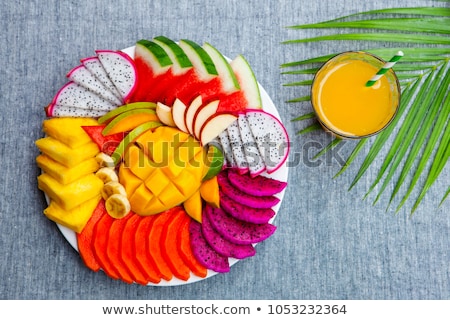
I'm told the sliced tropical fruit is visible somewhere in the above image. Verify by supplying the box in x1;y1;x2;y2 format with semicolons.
98;101;156;124
42;117;99;148
183;190;202;223
81;56;123;102
177;214;208;278
67;64;122;105
199;175;220;208
202;144;224;181
101;109;159;135
82;125;126;156
44;195;101;233
77;199;106;272
161;208;191;280
134;215;163;282
96;50;138;102
131;39;173;102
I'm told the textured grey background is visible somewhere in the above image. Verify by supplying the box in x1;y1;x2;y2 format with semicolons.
1;0;449;299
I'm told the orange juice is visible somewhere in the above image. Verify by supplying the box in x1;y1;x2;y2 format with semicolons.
311;51;400;139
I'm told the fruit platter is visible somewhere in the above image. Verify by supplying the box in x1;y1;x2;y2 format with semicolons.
36;36;290;285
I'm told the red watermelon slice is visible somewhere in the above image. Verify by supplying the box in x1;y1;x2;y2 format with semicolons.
82;125;125;156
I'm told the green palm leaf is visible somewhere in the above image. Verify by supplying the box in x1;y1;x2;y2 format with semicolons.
282;3;450;214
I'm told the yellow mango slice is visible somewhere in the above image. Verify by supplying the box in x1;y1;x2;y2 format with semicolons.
105;111;160;135
144;169;170;197
42;117;99;148
118;164;142;197
44;195;101;233
35;137;99;167
183;190;202;222
37;173;103;211
128;184;153;214
36;154;99;185
199;176;220;208
124;144;155;180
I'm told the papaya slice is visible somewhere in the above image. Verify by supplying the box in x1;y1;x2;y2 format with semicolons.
77;199;106;272
121;213;158;285
106;214;134;284
148;209;176;281
177;213;208;278
92;213;121;280
161;208;191;281
134;215;162;283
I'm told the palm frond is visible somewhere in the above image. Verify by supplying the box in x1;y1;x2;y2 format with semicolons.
282;2;450;214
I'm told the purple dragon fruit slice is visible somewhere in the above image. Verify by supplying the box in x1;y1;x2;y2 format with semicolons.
218;130;236;168
226;119;248;174
67;65;122;105
81;56;123;101
245;109;290;174
189;219;230;273
217;171;280;209
219;191;275;224
96;50;137;102
237;113;265;177
206;205;277;245
227;169;287;196
201;206;256;259
46;105;107;118
49;81;118;111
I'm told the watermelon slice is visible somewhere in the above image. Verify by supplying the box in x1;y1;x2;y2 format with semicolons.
82;125;126;156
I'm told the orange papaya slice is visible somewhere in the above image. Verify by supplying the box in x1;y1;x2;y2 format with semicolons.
121;213;158;285
106;214;134;284
92;212;120;280
77;199;105;272
134;215;162;283
177;213;208;278
161;208;191;281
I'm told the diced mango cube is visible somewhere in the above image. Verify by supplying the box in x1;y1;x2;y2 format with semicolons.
119;164;142;197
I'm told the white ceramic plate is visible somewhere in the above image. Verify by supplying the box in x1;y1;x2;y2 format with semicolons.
53;45;289;286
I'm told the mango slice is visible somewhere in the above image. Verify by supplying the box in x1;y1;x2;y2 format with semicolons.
42;117;99;148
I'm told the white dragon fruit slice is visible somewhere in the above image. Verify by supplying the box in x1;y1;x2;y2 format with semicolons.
237;113;265;177
96;50;137;102
226;119;249;174
49;81;118;111
67;65;122;105
46;105;107;118
218;130;236;168
81;56;123;102
245;109;290;174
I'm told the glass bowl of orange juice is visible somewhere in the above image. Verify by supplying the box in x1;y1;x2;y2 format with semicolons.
311;51;401;139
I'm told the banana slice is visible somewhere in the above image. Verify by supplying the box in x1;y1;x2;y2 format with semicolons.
105;194;131;219
95;167;119;183
101;181;127;200
95;152;115;168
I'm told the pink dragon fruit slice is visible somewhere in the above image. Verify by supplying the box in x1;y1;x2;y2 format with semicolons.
217;171;280;209
237;113;265;177
46;105;107;118
219;191;275;224
67;65;122;105
81;56;123;102
201;206;256;259
189;219;230;273
218;130;236;168
96;50;137;102
49;81;118;111
227;169;287;196
226;119;249;174
245;109;290;174
206;205;277;245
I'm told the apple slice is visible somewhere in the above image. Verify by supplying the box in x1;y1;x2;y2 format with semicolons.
184;95;203;135
156;102;176;127
199;113;238;146
193;100;219;140
172;98;189;133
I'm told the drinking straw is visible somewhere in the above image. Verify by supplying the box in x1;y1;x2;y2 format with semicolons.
365;51;404;87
